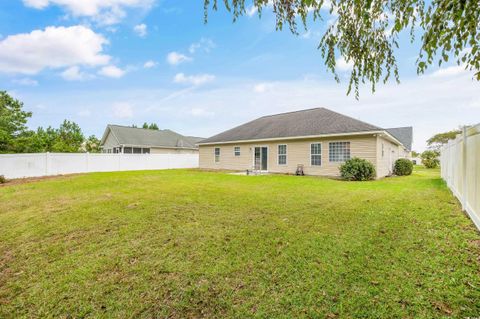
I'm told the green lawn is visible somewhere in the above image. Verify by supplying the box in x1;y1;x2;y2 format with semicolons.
0;167;479;318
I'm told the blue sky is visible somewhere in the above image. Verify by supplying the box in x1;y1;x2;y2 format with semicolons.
1;0;479;151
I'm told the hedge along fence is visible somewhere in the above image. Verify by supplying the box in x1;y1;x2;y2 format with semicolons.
0;153;199;179
441;124;480;230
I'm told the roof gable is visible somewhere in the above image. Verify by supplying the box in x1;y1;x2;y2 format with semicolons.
199;108;382;144
386;127;413;151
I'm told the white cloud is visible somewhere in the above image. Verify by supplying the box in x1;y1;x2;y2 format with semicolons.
253;82;274;93
190;107;214;118
98;65;125;78
23;0;154;25
336;56;353;71
301;30;311;39
245;5;258;17
173;73;215;86
143;60;157;68
431;65;466;78
112;102;133;118
133;23;147;37
61;66;92;81
0;25;110;75
12;78;38;86
166;52;192;65
189;38;216;54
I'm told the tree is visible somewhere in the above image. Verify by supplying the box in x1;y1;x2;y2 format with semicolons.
421;150;440;168
427;129;462;150
84;135;101;153
139;122;159;130
51;120;84;153
0;91;32;153
411;150;420;158
204;0;480;98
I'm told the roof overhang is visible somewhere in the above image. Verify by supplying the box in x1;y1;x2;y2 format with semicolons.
377;131;407;149
198;130;406;148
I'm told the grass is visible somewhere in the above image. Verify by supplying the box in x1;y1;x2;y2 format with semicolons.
0;167;479;318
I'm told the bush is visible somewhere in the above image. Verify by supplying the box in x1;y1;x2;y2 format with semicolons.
393;158;413;176
340;157;376;181
0;175;6;184
421;150;440;169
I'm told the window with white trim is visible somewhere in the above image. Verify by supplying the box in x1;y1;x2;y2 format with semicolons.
310;143;322;166
234;146;240;156
214;147;220;163
278;144;287;165
329;142;351;162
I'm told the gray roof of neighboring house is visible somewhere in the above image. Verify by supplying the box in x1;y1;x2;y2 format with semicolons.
101;125;203;149
199;108;383;144
386;127;413;151
184;136;205;145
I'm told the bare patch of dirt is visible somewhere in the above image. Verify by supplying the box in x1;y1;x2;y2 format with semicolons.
0;174;84;187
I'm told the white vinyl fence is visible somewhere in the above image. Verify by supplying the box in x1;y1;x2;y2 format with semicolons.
0;153;199;179
441;124;480;230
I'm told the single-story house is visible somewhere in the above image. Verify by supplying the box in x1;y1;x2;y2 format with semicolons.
198;108;413;178
100;124;204;154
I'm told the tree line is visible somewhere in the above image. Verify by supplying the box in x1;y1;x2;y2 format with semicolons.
1;91;100;154
131;123;159;130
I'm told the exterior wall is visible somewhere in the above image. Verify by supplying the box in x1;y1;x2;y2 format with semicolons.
151;147;198;154
199;135;378;177
375;136;409;177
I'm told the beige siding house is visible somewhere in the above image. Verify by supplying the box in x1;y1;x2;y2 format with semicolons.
100;125;203;154
198;108;412;179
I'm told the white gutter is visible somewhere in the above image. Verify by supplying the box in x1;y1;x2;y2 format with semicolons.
198;130;406;149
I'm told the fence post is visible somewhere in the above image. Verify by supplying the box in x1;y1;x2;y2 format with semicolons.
86;152;89;172
45;152;50;176
462;126;467;211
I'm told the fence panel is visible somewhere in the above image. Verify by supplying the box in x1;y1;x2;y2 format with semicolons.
441;124;480;230
0;153;199;179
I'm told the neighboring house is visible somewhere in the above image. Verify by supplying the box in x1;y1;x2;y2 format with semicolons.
411;157;422;165
100;125;203;154
198;108;412;178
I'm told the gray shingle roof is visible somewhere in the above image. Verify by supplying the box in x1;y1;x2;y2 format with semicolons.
102;125;203;149
386;127;413;151
199;108;383;144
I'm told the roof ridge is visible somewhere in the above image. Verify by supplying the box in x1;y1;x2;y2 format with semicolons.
386;126;413;129
259;107;326;119
319;108;382;130
108;124;168;132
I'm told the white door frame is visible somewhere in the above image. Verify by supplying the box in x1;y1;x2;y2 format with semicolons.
252;145;269;172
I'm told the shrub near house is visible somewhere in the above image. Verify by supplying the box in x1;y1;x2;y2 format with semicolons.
340;157;376;181
394;158;413;176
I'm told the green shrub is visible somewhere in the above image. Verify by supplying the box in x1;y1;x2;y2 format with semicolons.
340;157;376;181
421;150;440;169
393;158;413;176
0;175;6;184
